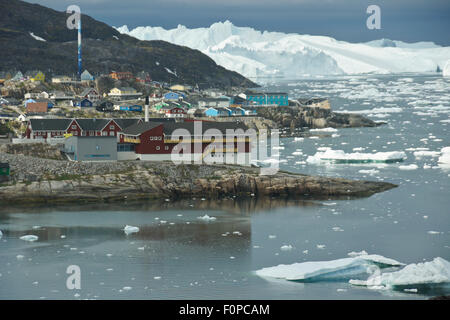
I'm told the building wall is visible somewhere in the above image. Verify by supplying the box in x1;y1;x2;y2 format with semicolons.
65;136;117;161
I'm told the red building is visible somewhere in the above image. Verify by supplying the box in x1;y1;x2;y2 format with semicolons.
25;118;142;140
119;121;251;165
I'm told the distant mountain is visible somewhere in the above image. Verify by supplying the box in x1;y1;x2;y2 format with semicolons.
117;21;450;81
0;0;257;88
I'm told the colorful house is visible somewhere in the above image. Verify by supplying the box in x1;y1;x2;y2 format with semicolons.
80;70;94;82
11;71;24;82
109;71;134;80
79;88;101;102
230;107;245;116
163;92;184;101
109;87;141;98
136;71;151;84
29;71;45;82
204;107;231;117
245;92;289;106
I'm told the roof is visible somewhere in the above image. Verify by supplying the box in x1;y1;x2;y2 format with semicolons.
29;118;72;131
75;118;110;131
121;121;163;136
0;163;9;168
113;118;141;130
80;88;98;97
245;91;288;96
26;102;48;113
199;97;230;102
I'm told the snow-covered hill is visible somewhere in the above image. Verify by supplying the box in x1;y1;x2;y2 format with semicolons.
116;21;450;81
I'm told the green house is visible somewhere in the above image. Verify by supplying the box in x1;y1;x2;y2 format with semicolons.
0;163;10;176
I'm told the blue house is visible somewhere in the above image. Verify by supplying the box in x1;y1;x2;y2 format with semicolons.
204;107;231;117
119;105;142;112
80;70;94;81
164;92;184;100
245;92;289;106
74;98;93;108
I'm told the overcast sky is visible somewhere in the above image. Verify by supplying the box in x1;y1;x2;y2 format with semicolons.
26;0;450;45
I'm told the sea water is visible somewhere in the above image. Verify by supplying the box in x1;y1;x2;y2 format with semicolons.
0;74;449;299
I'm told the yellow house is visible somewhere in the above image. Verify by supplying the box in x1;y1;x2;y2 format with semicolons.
170;84;186;91
109;87;140;96
52;75;72;83
31;71;45;82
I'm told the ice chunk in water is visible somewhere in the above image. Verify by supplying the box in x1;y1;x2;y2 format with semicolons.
350;257;450;289
20;235;38;242
255;255;403;282
123;225;139;235
197;214;217;222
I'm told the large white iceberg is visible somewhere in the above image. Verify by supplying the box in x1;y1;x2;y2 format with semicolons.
255;254;404;282
116;21;450;81
307;148;406;164
443;60;450;77
350;257;450;289
438;147;450;166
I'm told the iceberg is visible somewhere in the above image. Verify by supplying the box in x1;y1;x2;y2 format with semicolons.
255;254;403;282
123;225;139;235
438;147;450;166
350;257;450;290
307;148;406;164
116;21;450;81
443;60;450;77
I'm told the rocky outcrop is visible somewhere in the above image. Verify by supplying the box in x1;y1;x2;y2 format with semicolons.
256;106;381;135
0;143;64;160
0;153;397;204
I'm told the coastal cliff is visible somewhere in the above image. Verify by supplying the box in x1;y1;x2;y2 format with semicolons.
0;153;397;204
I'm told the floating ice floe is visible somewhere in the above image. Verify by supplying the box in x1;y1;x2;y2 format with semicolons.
438;147;450;168
20;235;38;242
307;148;406;164
398;164;419;170
197;214;217;222
123;225;139;235
358;169;380;175
349;257;450;290
413;151;440;158
309;127;338;133
255;254;404;282
280;245;293;251
0;230;2;239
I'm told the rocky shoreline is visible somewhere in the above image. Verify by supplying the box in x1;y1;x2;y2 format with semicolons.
0;153;397;205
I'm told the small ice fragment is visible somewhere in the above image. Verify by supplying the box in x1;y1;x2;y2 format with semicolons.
20;235;38;242
280;245;293;251
123;225;139;235
303;250;309;254
16;255;25;260
427;231;441;235
316;244;326;249
122;286;132;291
404;288;418;293
154;276;161;280
197;214;216;221
268;235;277;239
60;235;66;239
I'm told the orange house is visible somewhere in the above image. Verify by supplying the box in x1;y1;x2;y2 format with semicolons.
109;71;134;80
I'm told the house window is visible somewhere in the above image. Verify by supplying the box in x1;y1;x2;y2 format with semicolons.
110;125;114;130
156;146;160;150
165;146;169;150
73;131;78;136
109;131;114;136
102;131;107;136
150;136;154;141
96;145;100;150
72;125;77;129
